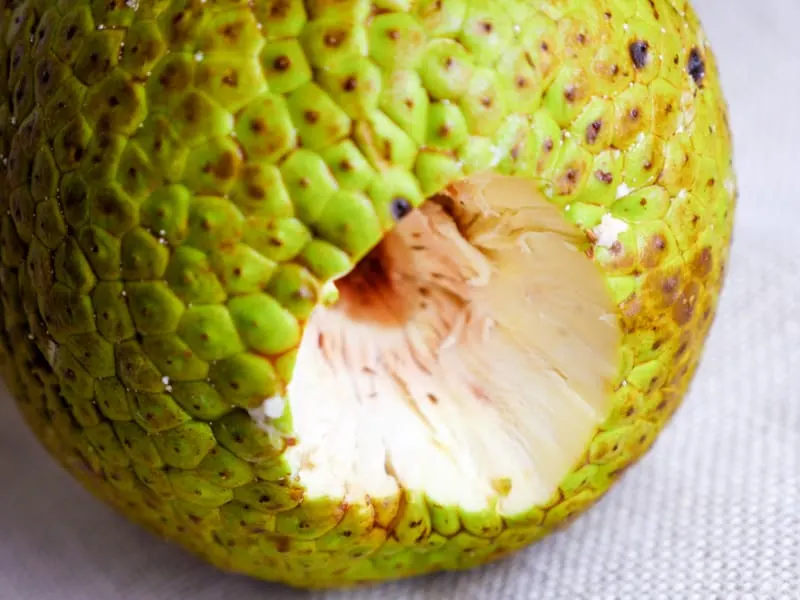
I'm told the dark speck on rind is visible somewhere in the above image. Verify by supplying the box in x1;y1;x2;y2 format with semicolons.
324;31;346;48
688;48;706;85
629;40;649;69
390;197;412;221
586;120;602;144
273;55;290;71
342;77;357;92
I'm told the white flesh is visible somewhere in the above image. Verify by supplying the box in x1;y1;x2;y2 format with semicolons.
252;175;621;517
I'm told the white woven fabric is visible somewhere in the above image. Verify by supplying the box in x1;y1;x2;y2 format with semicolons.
1;0;797;598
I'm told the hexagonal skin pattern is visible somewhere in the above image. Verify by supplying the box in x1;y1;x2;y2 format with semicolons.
0;0;735;590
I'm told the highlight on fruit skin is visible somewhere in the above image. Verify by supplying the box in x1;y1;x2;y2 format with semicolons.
0;0;735;590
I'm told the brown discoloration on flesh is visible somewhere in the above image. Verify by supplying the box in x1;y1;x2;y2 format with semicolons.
335;234;416;327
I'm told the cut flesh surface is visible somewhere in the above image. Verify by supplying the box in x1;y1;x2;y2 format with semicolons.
254;175;622;517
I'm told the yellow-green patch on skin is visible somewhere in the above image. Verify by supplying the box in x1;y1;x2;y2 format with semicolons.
0;0;735;591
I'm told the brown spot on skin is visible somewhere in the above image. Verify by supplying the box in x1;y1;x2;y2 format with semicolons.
304;110;319;124
688;47;706;85
181;94;202;124
661;275;679;301
324;30;346;48
543;138;554;152
207;152;237;180
159;64;182;89
221;71;238;87
387;29;399;40
221;22;243;42
342;76;357;92
564;85;577;102
629;107;640;121
622;296;641;318
577;33;587;45
672;283;699;325
610;240;623;255
641;234;667;268
444;56;454;69
270;0;290;17
516;76;528;89
629;40;650;69
586;120;602;144
250;119;265;134
595;170;613;184
480;96;492;108
273;55;290;71
390;197;412;220
692;246;713;278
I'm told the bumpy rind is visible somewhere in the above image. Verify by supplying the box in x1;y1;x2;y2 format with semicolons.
0;0;735;589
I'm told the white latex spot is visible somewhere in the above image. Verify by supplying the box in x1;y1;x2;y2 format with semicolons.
593;214;630;248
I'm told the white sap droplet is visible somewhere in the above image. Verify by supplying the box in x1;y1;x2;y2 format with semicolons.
592;213;629;248
264;396;286;419
724;177;736;197
45;340;58;366
615;182;632;199
249;394;287;426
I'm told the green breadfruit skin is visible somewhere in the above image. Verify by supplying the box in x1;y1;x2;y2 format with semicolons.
0;0;735;590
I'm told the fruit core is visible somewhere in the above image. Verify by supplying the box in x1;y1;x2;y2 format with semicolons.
257;175;622;516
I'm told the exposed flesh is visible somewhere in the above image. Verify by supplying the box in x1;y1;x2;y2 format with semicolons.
253;175;622;517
